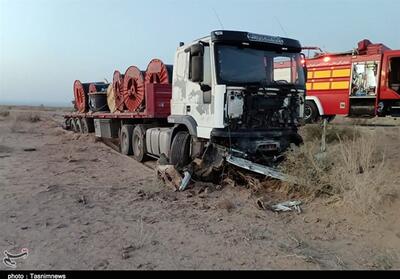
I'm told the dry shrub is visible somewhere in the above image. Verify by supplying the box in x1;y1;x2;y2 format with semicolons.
301;124;360;144
16;112;41;122
282;127;399;214
0;110;10;117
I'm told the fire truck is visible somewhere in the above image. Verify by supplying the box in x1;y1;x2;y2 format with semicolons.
303;39;400;123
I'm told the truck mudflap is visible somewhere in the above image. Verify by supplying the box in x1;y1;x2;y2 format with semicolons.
226;154;295;182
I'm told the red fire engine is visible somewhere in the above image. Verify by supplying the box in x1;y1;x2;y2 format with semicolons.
303;39;400;123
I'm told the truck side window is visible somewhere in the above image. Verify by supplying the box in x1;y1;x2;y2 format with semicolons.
176;52;187;78
203;46;211;86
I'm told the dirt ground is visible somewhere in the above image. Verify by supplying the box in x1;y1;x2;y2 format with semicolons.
0;106;399;270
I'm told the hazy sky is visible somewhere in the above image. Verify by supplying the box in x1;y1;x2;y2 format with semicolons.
1;0;399;106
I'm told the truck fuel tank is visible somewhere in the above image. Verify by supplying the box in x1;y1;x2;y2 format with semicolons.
146;127;173;157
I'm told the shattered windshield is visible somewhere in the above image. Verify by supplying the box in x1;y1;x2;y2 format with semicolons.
216;44;305;87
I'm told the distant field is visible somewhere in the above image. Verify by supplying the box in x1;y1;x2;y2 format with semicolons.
0;104;73;112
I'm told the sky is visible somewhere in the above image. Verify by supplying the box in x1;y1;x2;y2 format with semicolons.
1;0;399;106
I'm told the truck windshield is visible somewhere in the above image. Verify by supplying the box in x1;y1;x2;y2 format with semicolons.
216;44;305;88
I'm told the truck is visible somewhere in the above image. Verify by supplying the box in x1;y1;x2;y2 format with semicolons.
64;30;307;180
303;39;400;123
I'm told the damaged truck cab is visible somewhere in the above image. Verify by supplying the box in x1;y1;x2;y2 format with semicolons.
168;30;307;169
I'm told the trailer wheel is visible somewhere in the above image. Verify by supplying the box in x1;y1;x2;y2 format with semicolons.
71;118;78;133
170;131;191;169
304;101;319;124
81;118;89;134
76;118;83;133
63;118;72;130
81;118;94;133
132;125;147;162
120;125;134;155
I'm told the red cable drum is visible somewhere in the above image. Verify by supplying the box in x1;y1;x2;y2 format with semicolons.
145;59;173;84
122;66;145;112
113;70;125;111
73;80;90;113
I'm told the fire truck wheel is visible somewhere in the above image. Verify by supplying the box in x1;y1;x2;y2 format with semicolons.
76;118;83;133
132;125;147;162
304;101;319;123
120;125;134;155
170;131;191;169
71;118;78;133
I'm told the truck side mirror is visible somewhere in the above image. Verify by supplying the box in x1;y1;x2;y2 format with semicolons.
186;43;204;83
191;55;204;83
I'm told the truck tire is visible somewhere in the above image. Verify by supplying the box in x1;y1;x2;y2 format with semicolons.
304;101;319;124
71;118;78;133
81;118;89;134
170;131;191;169
132;125;147;162
81;118;94;133
120;125;134;155
76;118;83;133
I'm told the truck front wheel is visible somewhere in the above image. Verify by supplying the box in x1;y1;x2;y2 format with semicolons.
304;101;319;124
132;125;147;162
170;131;191;169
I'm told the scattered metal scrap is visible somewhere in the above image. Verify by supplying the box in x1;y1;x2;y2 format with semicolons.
271;201;302;213
226;155;295;182
257;199;302;213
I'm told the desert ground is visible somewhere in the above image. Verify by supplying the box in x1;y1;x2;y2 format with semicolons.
0;105;399;270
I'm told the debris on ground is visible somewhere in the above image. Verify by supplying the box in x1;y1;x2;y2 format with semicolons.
156;164;182;191
179;171;192;191
271;201;302;213
256;199;302;213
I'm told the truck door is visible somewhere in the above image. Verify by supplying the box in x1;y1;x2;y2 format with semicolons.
171;45;215;139
376;51;400;116
380;51;400;100
185;45;215;138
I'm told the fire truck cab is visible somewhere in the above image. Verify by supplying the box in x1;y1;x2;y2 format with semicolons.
303;39;400;122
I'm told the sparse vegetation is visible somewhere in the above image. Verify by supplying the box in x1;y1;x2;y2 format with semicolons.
15;112;41;122
281;124;399;214
0;110;10;117
300;123;360;143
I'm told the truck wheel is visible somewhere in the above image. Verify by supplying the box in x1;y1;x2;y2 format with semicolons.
132;125;147;162
81;118;94;133
81;118;89;134
64;118;72;130
120;125;134;155
304;101;319;124
71;118;78;133
76;118;83;133
170;131;191;169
